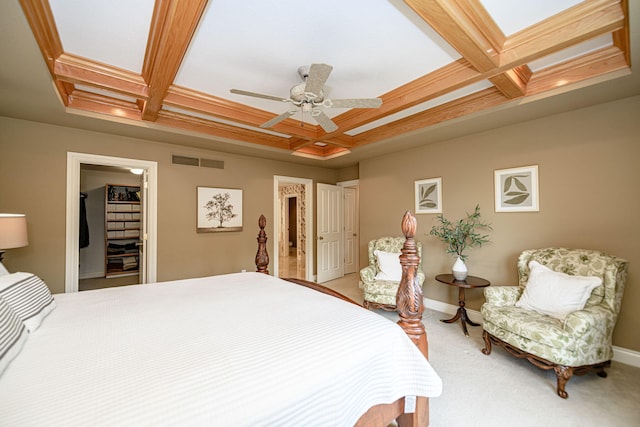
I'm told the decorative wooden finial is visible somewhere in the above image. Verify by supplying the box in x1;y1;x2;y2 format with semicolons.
397;211;428;358
255;214;269;274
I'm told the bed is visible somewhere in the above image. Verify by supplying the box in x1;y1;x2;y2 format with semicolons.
0;212;441;426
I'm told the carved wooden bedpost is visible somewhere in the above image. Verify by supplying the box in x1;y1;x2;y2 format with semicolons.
255;214;269;274
396;211;428;359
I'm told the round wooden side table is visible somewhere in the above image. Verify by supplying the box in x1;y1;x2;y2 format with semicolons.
435;274;490;336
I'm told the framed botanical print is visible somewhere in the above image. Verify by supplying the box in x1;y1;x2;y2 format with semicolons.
415;177;442;214
197;187;243;232
494;165;539;212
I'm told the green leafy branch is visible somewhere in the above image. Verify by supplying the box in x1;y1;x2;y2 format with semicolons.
428;205;492;261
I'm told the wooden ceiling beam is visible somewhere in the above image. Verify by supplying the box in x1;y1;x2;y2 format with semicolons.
165;86;319;139
67;90;142;121
287;134;354;151
328;59;483;136
526;45;630;96
19;0;631;159
140;0;208;121
403;0;499;71
351;88;509;147
500;0;625;67
403;0;529;98
19;0;63;75
293;145;350;159
489;65;532;99
54;53;148;99
156;110;292;151
349;44;629;149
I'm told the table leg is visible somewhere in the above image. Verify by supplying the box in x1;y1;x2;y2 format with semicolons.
440;287;480;336
464;315;481;327
441;309;461;323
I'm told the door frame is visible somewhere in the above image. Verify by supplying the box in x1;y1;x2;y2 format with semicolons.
66;152;158;293
273;176;313;281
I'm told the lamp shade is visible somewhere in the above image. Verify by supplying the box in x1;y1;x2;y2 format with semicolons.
0;214;29;250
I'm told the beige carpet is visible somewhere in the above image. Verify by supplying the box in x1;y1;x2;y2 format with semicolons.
323;274;640;427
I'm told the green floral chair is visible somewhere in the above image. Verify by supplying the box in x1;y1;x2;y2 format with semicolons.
360;237;424;311
481;248;628;398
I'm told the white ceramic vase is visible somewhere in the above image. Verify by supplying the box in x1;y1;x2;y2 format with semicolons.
452;256;468;281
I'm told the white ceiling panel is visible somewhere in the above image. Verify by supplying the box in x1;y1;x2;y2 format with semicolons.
480;0;583;36
175;0;460;117
49;0;155;72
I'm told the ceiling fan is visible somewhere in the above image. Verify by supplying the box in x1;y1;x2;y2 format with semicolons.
230;63;382;133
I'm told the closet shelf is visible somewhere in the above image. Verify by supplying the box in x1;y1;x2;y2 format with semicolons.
105;184;141;278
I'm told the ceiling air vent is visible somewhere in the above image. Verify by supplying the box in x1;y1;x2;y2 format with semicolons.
172;154;199;166
199;158;224;169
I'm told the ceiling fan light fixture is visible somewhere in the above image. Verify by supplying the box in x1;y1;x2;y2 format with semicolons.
231;63;382;133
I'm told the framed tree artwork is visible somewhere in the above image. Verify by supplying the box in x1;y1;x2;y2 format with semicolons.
415;177;442;214
197;187;243;232
494;165;539;212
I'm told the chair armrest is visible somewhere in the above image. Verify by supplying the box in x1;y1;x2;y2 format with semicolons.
563;305;614;337
360;265;377;284
359;266;424;288
484;286;521;306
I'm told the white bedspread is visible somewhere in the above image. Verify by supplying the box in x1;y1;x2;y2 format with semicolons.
0;273;441;426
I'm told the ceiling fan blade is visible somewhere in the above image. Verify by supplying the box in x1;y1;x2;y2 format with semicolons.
304;63;333;97
230;88;287;102
313;110;338;133
260;110;296;129
326;98;383;108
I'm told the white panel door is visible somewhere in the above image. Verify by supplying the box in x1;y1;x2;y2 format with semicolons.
316;183;343;283
343;187;358;275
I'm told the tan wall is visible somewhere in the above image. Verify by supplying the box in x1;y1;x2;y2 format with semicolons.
359;96;640;352
0;117;337;292
337;164;359;182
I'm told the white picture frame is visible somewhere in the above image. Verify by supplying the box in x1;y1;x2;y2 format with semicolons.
415;177;442;214
494;165;539;212
197;187;243;232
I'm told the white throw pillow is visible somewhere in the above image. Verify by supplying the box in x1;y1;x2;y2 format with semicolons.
0;297;28;375
374;250;402;281
515;261;602;320
0;272;56;332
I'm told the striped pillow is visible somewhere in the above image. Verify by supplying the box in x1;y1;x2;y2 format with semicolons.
0;273;56;332
0;296;28;375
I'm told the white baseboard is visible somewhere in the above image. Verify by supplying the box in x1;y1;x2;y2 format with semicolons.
423;297;640;369
612;346;640;368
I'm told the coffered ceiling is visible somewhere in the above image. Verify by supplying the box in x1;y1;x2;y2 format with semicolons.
3;1;637;166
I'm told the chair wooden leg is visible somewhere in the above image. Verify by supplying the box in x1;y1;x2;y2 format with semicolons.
554;365;574;399
481;331;612;399
481;330;492;355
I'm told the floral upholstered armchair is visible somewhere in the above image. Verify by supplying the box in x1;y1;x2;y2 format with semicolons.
360;237;424;311
481;248;628;398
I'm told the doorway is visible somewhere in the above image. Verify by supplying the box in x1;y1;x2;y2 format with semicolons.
273;176;313;281
78;165;143;291
279;195;301;278
65;152;158;293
